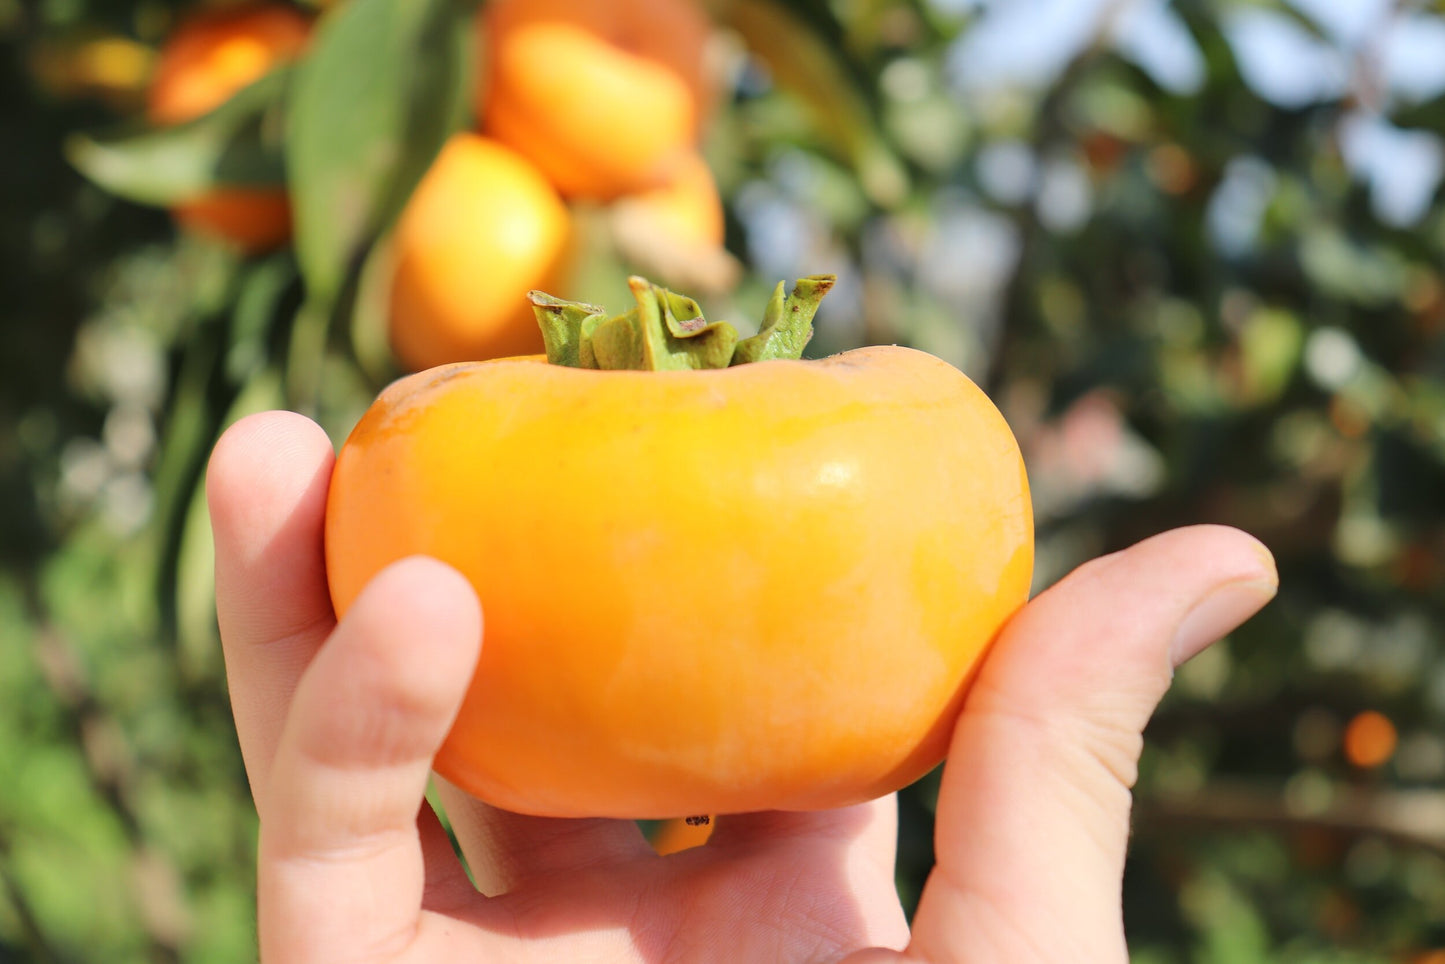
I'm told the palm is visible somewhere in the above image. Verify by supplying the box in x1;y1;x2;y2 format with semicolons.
403;801;905;961
211;411;1275;963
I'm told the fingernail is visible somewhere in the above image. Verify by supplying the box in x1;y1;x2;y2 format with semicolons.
1171;577;1278;666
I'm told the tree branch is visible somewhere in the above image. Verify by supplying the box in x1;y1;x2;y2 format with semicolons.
1135;780;1445;857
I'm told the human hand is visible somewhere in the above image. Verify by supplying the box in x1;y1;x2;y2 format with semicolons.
208;410;1277;963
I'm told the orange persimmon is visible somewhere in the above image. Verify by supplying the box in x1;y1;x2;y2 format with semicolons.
478;0;713;200
387;133;572;371
616;150;726;249
610;151;735;292
325;277;1033;818
1343;710;1397;769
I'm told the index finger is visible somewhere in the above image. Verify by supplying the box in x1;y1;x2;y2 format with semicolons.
207;410;337;802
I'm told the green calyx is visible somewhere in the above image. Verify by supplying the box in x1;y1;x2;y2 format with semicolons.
530;274;836;371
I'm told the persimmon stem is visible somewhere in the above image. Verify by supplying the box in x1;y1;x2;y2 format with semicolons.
531;291;607;369
732;274;834;364
529;274;836;370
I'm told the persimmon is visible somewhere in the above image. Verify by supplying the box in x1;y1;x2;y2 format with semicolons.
1343;710;1397;769
146;4;310;126
146;3;310;251
478;0;713;200
616;150;726;249
167;188;294;251
611;151;736;292
326;276;1033;818
387;133;572;372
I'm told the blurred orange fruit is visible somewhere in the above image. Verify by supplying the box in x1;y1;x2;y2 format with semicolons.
1342;710;1397;769
478;0;713;200
387;133;572;371
610;151;737;292
619;151;725;249
167;188;295;251
146;3;311;251
147;4;310;125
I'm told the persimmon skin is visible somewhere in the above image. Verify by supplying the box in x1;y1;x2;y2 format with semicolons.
325;346;1033;819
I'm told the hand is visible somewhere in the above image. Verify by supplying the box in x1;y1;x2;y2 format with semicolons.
208;410;1277;964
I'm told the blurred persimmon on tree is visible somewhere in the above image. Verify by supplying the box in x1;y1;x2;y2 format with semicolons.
477;0;715;199
143;2;311;250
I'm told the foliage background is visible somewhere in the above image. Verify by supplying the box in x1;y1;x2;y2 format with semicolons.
4;0;1445;960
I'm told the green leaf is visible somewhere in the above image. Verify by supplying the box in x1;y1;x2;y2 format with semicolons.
65;68;291;206
1238;307;1303;407
286;0;476;306
1393;91;1445;132
714;0;908;207
176;366;287;680
348;233;405;386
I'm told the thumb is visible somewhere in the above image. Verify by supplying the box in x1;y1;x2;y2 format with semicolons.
906;525;1277;964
